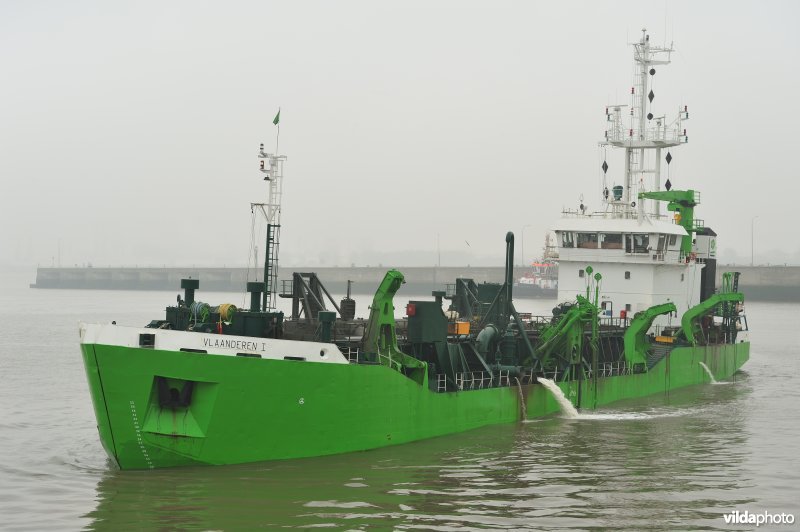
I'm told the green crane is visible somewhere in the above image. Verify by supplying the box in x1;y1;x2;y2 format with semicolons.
622;302;677;367
679;291;744;346
536;295;598;373
362;270;428;387
638;189;700;255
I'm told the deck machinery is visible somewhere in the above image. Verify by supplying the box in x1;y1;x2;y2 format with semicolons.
146;231;747;406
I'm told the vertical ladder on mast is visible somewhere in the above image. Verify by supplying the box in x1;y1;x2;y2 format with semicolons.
256;144;287;311
264;223;280;310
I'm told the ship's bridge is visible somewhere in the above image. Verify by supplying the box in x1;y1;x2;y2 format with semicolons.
554;215;704;331
554;216;687;264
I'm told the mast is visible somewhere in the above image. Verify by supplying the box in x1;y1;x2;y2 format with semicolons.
253;144;287;311
601;29;688;219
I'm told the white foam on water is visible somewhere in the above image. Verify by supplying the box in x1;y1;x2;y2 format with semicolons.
537;378;579;418
575;412;655;421
533;377;711;422
523;405;704;423
573;409;693;421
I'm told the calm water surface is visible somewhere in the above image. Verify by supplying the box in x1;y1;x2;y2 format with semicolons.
0;272;798;530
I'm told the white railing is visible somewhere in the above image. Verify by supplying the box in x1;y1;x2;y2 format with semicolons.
520;368;534;384
597;361;632;377
498;370;510;387
343;346;360;363
451;371;508;391
541;368;560;381
472;371;490;389
605;125;687;144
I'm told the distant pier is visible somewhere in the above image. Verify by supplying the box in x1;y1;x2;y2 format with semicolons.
29;265;800;301
29;266;502;296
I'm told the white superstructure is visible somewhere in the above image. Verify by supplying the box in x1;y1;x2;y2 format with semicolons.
555;215;703;325
555;30;706;332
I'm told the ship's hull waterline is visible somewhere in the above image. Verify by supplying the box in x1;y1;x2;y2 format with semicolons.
81;338;749;470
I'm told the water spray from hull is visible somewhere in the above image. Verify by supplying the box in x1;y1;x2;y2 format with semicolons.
514;377;527;420
537;378;579;418
698;361;718;384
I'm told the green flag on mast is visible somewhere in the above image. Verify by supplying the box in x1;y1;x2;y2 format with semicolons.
273;110;280;125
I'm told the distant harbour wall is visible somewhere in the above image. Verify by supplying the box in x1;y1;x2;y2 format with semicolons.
29;266;503;296
30;265;800;301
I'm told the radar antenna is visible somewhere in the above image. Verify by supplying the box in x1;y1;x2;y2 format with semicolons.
600;29;689;219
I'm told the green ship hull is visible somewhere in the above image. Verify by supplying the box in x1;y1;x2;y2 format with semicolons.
80;32;751;471
81;338;748;470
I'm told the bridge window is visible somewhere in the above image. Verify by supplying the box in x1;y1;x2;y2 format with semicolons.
600;233;623;249
561;232;575;248
669;234;678;247
577;232;598;249
626;233;649;253
657;234;666;252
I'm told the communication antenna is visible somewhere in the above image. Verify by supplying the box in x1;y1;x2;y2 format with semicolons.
253;110;286;311
600;29;688;219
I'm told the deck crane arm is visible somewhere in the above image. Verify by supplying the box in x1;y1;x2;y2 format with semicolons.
638;189;700;255
362;270;428;386
623;302;677;367
679;292;744;346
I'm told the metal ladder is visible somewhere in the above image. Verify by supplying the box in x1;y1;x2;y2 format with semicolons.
255;150;287;311
264;223;280;310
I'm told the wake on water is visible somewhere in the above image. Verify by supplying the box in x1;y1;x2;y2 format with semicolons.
523;405;708;423
534;377;724;422
568;408;704;421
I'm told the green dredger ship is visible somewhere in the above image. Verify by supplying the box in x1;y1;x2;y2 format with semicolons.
80;31;749;469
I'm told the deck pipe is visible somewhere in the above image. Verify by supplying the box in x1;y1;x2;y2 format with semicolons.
505;232;514;307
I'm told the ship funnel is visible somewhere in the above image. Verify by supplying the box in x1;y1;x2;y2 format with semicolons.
181;278;199;306
246;282;263;312
339;280;356;321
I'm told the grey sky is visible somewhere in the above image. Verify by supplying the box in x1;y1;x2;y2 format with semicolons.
1;0;798;271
